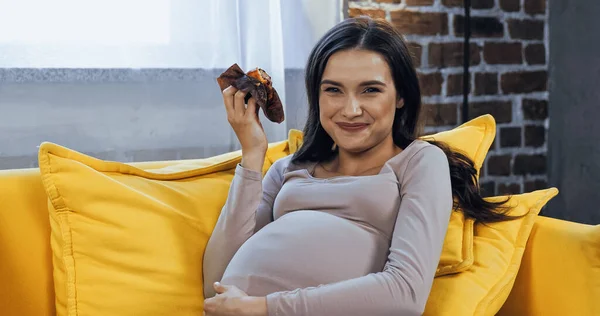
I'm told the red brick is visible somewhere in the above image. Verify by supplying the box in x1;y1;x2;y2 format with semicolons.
525;44;546;65
488;155;512;176
524;179;548;192
442;0;461;6
501;71;547;94
422;103;458;126
484;42;523;64
508;19;545;40
500;0;520;12
447;73;467;96
469;101;512;123
442;0;494;9
442;0;462;6
429;42;481;68
455;16;504;38
473;0;496;8
522;99;548;120
514;154;546;175
348;8;386;19
406;0;434;5
525;0;546;14
474;72;498;95
498;183;522;195
408;42;423;67
525;125;545;147
391;11;448;36
418;72;443;96
500;127;522;148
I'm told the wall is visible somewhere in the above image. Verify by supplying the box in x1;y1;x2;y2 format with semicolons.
0;69;307;170
546;0;600;225
348;0;549;197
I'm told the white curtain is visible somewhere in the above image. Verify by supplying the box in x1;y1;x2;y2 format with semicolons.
205;0;344;142
0;0;344;163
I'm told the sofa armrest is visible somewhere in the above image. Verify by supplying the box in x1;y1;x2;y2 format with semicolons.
0;168;56;316
497;216;600;316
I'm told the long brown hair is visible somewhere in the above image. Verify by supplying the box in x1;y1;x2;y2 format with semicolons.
292;16;514;223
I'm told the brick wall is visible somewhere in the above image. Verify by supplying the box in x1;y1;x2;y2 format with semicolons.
348;0;548;196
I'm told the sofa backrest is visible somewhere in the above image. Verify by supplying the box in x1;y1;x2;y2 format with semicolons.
1;166;598;316
0;161;171;316
497;215;600;315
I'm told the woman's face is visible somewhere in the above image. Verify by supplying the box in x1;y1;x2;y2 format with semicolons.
318;49;403;154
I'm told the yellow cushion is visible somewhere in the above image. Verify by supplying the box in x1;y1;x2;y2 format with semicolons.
38;138;293;316
419;114;495;276
420;114;495;177
424;188;559;316
498;216;600;316
39;113;495;315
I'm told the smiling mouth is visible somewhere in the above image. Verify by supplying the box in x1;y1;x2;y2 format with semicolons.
336;122;369;131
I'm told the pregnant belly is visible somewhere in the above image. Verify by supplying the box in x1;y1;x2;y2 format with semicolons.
220;211;389;296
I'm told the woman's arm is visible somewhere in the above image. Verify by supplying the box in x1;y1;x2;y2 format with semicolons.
203;157;288;298
264;146;453;316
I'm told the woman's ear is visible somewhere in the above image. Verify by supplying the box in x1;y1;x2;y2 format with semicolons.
396;98;405;109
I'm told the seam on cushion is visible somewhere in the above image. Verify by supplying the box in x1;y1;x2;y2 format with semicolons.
39;150;69;213
461;218;475;267
39;142;251;181
59;213;79;316
436;217;475;276
436;215;465;275
39;150;79;315
56;139;285;180
475;190;555;315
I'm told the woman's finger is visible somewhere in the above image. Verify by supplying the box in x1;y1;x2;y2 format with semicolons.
213;281;232;294
213;281;223;293
244;97;259;121
204;297;216;314
233;89;248;118
221;85;237;119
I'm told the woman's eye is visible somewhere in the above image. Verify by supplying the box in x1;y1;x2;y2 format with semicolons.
325;87;340;93
364;87;381;93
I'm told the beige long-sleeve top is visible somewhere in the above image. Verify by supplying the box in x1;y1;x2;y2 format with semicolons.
202;139;453;316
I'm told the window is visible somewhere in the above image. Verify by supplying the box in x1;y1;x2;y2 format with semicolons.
0;0;344;69
0;0;344;169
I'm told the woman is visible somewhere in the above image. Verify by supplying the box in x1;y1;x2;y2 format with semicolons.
203;16;510;316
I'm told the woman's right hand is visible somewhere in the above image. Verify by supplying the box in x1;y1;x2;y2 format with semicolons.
222;86;268;172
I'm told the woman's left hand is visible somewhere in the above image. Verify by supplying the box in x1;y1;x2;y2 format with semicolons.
204;282;268;316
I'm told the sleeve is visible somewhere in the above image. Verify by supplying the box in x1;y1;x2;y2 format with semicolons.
202;157;288;298
265;146;453;316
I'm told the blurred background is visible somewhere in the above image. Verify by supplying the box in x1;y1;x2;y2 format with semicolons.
0;0;598;224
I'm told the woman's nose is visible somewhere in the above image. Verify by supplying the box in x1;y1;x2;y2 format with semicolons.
341;98;363;117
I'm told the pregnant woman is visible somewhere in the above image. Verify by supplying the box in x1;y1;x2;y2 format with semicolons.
202;16;511;316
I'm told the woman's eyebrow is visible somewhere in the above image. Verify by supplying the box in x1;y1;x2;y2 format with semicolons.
320;79;387;86
359;80;386;87
320;79;342;86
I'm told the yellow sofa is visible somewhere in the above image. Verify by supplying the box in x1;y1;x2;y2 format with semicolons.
1;152;599;315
